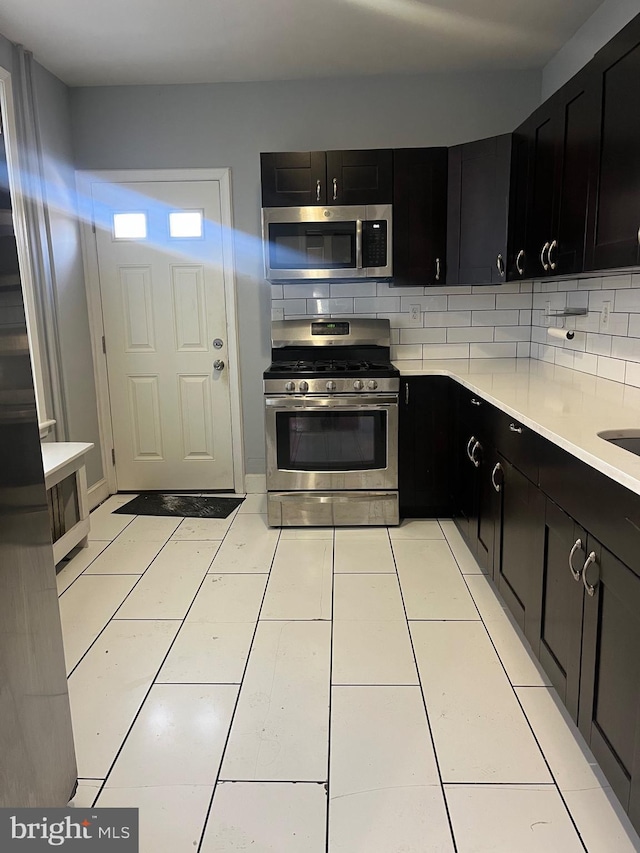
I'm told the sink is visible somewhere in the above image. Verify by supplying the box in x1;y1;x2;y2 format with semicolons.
598;429;640;456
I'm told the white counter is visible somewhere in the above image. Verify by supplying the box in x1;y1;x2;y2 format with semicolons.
394;358;640;497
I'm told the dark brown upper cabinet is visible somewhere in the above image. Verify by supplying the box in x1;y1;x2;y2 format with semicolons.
393;147;448;287
519;70;594;280
585;15;640;271
260;149;392;207
447;134;511;286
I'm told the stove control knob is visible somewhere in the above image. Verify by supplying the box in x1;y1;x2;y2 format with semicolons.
353;380;364;391
367;379;378;390
326;380;337;392
299;380;309;393
285;381;296;392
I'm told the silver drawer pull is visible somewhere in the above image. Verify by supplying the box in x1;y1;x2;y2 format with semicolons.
466;435;476;462
541;241;550;271
569;538;583;581
582;551;599;597
496;253;505;276
516;249;525;276
471;440;481;469
509;423;523;434
491;462;502;493
470;398;482;407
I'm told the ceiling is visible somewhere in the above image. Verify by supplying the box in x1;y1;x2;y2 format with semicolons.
0;0;604;87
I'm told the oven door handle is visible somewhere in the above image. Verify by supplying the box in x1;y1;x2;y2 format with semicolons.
265;396;398;409
356;220;363;269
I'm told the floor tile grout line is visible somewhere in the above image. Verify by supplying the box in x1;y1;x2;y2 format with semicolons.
324;528;336;853
388;524;459;853
449;520;589;852
196;524;283;853
94;509;249;806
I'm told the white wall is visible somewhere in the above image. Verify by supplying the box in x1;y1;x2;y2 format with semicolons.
541;0;639;99
69;69;541;474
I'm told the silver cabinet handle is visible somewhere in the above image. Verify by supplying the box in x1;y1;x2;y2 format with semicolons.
548;239;557;270
405;383;409;405
470;398;482;407
466;435;476;462
355;219;363;269
491;462;503;493
541;242;550;271
509;423;523;434
471;440;481;469
569;538;583;581
496;253;505;276
516;249;525;276
316;180;321;202
332;177;338;201
213;359;225;371
435;257;441;281
582;551;599;597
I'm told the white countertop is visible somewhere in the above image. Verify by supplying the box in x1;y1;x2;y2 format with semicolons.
41;441;94;479
394;358;640;497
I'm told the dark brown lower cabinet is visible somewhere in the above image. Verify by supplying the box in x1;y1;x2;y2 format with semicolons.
579;540;640;826
493;454;544;652
536;500;586;721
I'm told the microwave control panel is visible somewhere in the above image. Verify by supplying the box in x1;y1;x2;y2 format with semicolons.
362;221;387;268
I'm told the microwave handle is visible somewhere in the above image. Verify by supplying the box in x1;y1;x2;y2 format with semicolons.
356;220;363;269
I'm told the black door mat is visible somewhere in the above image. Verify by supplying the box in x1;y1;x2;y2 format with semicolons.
113;493;244;519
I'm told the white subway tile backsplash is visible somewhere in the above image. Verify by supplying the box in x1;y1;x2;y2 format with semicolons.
281;298;307;314
597;356;627;383
270;284;284;299
330;282;377;297
625;362;640;388
517;342;531;358
423;311;471;328
446;327;494;343
615;289;640;313
354;296;398;313
400;328;447;344
448;294;496;311
603;273;632;289
519;282;533;293
540;281;559;292
422;343;470;360
495;293;533;310
391;344;423;360
577;277;602;290
470;342;517;359
608;312;630;336
612;336;640;363
472;309;520;326
585;333;612;357
519;309;532;326
271;307;284;321
471;282;520;294
567;291;589;310
494;326;531;343
572;351;598;375
555;349;575;370
376;282;425;297
399;295;448;312
308;298;354;315
284;283;329;299
628;314;640;338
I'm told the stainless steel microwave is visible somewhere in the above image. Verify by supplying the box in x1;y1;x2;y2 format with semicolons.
261;204;392;282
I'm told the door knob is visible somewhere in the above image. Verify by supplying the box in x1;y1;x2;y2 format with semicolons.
213;359;225;372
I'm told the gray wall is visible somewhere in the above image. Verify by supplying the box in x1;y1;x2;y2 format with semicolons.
541;0;639;99
70;69;541;474
31;62;103;486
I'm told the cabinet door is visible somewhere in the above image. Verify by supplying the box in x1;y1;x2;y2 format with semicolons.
579;541;640;826
494;454;545;649
525;105;559;279
453;388;485;556
325;149;393;206
585;16;640;271
447;134;511;285
536;500;586;721
393;148;448;287
506;127;531;280
260;151;326;206
476;442;501;576
398;377;455;518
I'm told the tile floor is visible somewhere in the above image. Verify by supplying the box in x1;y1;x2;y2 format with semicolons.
56;494;640;852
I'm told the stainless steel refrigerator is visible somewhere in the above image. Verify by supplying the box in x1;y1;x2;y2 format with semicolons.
0;136;77;805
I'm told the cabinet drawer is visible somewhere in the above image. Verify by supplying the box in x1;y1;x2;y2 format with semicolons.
538;437;640;578
491;408;540;483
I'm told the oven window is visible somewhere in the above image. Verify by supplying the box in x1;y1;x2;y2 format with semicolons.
276;410;386;471
268;222;356;270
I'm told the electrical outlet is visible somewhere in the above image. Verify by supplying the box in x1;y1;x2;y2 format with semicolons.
409;304;422;327
601;300;611;331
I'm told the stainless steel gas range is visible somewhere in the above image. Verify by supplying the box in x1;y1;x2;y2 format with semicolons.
264;318;400;527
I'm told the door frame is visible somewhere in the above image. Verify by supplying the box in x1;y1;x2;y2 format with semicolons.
76;168;245;497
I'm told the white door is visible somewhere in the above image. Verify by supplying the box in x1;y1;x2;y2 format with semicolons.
92;179;234;491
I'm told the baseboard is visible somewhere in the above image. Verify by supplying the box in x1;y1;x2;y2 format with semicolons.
244;473;266;494
88;478;110;510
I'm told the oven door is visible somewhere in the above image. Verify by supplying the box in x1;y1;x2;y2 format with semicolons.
265;394;398;491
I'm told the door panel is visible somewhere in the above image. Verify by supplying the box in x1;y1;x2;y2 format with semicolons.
93;179;234;490
260;151;326;206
